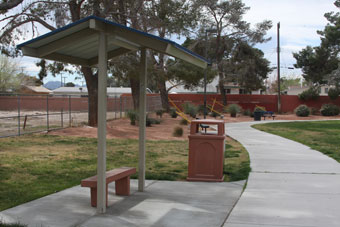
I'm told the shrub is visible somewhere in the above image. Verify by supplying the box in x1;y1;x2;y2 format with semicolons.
243;109;252;116
210;111;219;118
180;118;188;125
320;103;340;116
170;108;178;118
127;110;138;125
198;105;207;115
149;117;161;124
146;115;152;127
328;88;340;100
155;109;164;118
294;104;310;117
182;102;192;114
226;104;242;117
172;127;183;137
0;221;27;227
298;87;319;101
182;102;198;118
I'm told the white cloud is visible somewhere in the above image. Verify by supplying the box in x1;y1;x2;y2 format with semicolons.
17;56;40;74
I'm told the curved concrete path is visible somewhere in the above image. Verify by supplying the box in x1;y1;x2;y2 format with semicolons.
224;121;340;227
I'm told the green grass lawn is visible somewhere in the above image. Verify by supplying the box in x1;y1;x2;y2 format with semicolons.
0;134;250;211
253;120;340;163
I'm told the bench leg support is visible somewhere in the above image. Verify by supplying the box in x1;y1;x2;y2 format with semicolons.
115;176;130;196
90;185;108;207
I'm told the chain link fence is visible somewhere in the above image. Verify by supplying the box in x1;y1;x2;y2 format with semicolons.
0;93;161;138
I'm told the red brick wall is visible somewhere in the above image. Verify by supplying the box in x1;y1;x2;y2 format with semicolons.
169;94;277;112
281;95;340;113
168;94;340;113
2;94;340;113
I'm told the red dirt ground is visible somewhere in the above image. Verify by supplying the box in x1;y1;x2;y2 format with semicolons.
48;113;340;141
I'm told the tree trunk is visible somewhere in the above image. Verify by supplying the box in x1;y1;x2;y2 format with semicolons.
158;80;169;111
130;77;140;110
154;49;170;111
81;66;98;126
218;73;227;106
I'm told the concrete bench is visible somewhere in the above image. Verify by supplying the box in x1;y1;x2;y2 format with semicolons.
262;111;276;120
81;167;136;207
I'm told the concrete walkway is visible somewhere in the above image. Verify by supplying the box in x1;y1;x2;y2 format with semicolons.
224;121;340;227
0;179;245;227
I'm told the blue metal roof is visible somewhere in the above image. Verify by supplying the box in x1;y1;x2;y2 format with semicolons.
17;16;209;66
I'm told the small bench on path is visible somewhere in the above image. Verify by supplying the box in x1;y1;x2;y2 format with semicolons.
262;111;276;120
81;167;136;207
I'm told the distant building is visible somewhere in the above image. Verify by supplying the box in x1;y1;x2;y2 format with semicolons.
218;82;263;95
286;85;332;96
167;79;264;95
19;85;52;95
52;87;132;97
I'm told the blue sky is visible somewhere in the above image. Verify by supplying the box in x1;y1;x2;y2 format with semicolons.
243;0;337;80
16;0;338;84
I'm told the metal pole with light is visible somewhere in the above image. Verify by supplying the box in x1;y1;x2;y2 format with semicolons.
204;29;217;119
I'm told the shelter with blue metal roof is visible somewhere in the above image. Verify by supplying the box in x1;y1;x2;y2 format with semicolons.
18;15;208;214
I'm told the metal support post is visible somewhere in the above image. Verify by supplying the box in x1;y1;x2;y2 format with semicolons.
69;95;71;127
120;96;122;118
138;48;147;192
47;95;49;131
18;95;20;136
61;109;63;128
97;31;108;214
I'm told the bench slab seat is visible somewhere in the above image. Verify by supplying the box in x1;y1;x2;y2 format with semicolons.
81;167;136;207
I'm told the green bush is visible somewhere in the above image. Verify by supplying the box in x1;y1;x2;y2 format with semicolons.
155;109;164;118
182;102;198;118
172;127;183;137
298;87;320;101
149;117;161;124
210;111;220;118
127;110;138;125
226;104;242;117
146;115;152;127
243;109;252;116
0;221;27;227
170;108;177;118
198;105;207;115
294;104;310;117
328;88;340;100
320;103;340;116
180;118;188;125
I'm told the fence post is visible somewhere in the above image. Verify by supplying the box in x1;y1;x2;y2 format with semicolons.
120;96;122;118
124;96;127;117
115;96;117;119
17;95;20;136
69;95;71;127
61;108;63;128
47;95;49;131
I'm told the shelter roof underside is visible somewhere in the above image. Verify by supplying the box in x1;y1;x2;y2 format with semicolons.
17;16;207;69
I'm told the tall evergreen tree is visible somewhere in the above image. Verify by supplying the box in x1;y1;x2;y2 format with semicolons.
294;0;340;87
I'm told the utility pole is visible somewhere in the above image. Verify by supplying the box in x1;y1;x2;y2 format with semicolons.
63;77;66;86
277;22;281;113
